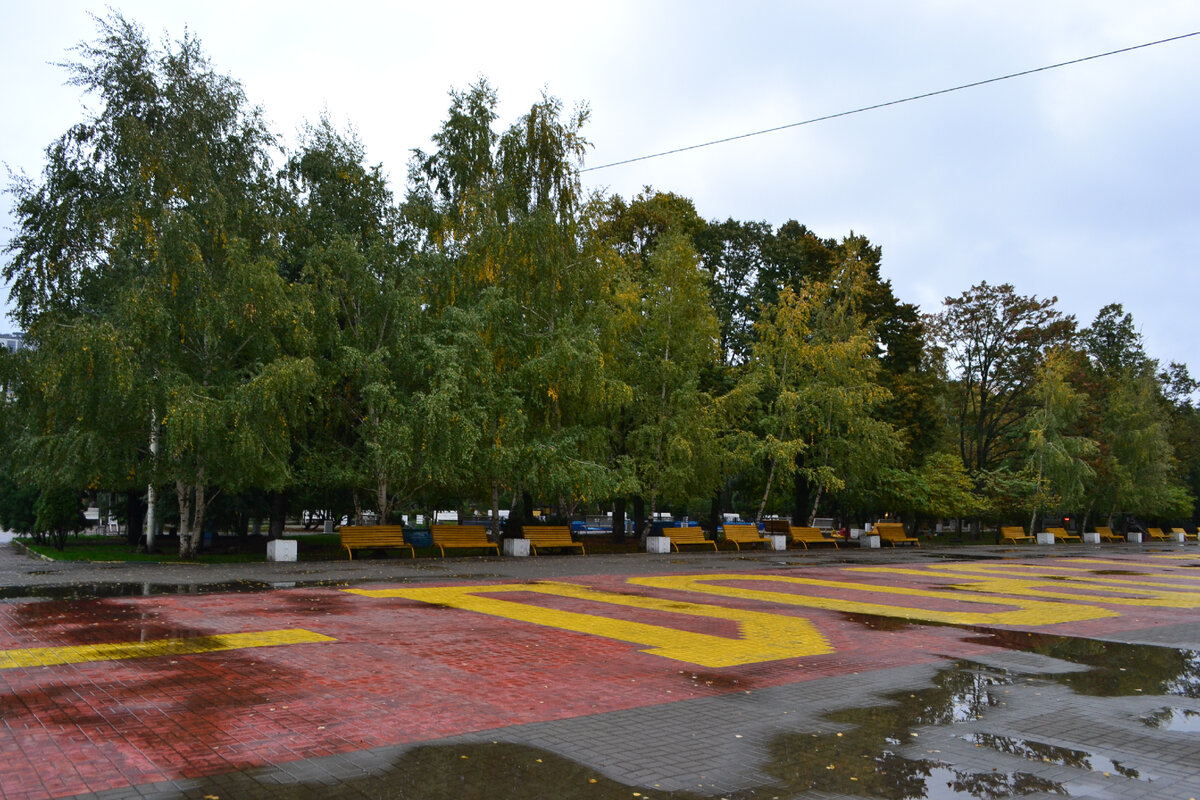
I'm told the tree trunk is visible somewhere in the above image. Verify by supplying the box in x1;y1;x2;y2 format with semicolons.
268;490;287;539
176;478;207;560
808;484;824;527
491;481;502;540
708;491;722;540
522;491;535;524
792;462;813;525
124;490;145;548
756;456;776;523
632;495;647;539
612;497;627;543
376;479;389;526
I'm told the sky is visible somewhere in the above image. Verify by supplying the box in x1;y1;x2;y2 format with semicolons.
2;1;1198;373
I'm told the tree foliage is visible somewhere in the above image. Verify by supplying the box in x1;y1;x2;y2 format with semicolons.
2;13;1198;551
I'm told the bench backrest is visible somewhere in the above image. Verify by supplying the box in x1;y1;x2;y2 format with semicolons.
341;524;407;543
1095;526;1114;536
1046;527;1069;536
523;525;574;544
790;526;826;541
1000;526;1027;536
874;522;908;539
669;527;709;543
1147;527;1166;536
763;519;791;535
430;524;491;544
723;523;764;541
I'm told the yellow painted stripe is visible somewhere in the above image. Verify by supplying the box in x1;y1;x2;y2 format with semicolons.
0;628;335;669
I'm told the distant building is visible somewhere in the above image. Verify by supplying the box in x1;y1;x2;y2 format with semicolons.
0;333;28;353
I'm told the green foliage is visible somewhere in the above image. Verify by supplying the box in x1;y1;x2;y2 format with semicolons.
747;257;897;520
930;281;1076;477
33;486;86;550
4;13;1198;546
1024;348;1098;522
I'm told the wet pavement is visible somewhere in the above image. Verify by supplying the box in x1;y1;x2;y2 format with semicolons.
2;539;1200;799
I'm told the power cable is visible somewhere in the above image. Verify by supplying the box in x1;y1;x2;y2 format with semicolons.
580;30;1200;173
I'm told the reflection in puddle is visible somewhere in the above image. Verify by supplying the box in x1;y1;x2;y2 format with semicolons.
1142;706;1200;731
0;579;357;602
162;742;712;800
961;733;1145;780
763;663;1067;799
968;629;1200;698
0;581;274;601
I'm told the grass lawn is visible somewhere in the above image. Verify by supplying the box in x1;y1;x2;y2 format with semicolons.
14;531;645;563
17;533;345;563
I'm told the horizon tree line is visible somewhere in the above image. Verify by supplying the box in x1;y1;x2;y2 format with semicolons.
2;14;1196;555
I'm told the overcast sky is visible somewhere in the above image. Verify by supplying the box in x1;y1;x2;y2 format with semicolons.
3;1;1198;373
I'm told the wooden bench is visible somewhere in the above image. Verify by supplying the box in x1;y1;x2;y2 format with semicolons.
430;524;499;556
999;525;1035;544
721;523;771;550
666;526;717;552
788;526;839;549
874;522;920;547
1094;525;1125;543
1045;526;1082;543
1145;527;1172;542
339;525;414;560
522;525;585;555
1172;527;1198;542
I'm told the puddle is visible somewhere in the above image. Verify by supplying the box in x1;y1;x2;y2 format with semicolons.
761;662;1068;799
965;629;1200;698
1142;706;1200;731
0;579;364;602
840;612;916;631
0;581;276;601
961;733;1147;780
149;741;713;799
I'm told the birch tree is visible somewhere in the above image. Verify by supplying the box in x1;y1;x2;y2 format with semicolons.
3;14;313;557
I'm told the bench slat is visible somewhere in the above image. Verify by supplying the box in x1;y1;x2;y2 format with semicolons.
339;525;414;560
522;525;585;555
430;524;499;556
666;527;716;552
873;523;920;547
722;523;769;551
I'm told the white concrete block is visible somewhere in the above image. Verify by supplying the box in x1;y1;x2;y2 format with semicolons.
1081;532;1100;544
768;534;787;551
1036;532;1056;545
859;534;880;548
503;538;531;557
267;539;297;562
646;536;671;554
1127;532;1143;543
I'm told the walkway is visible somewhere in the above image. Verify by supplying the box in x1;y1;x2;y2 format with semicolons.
2;541;1199;799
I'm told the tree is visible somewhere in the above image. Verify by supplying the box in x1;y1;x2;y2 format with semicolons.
1079;306;1193;524
930;282;1076;481
747;258;896;523
407;81;620;530
609;231;721;531
1023;348;1097;530
3;14;314;557
282;119;441;526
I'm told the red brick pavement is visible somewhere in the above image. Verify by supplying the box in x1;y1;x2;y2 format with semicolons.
0;554;1196;798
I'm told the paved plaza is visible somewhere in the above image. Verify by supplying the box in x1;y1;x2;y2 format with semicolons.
2;539;1200;799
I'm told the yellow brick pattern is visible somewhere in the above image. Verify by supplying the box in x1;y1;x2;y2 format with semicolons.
348;582;832;668
0;629;336;670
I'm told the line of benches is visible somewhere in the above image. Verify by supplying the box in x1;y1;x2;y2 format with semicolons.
339;523;584;560
998;525;1199;544
340;519;1196;559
